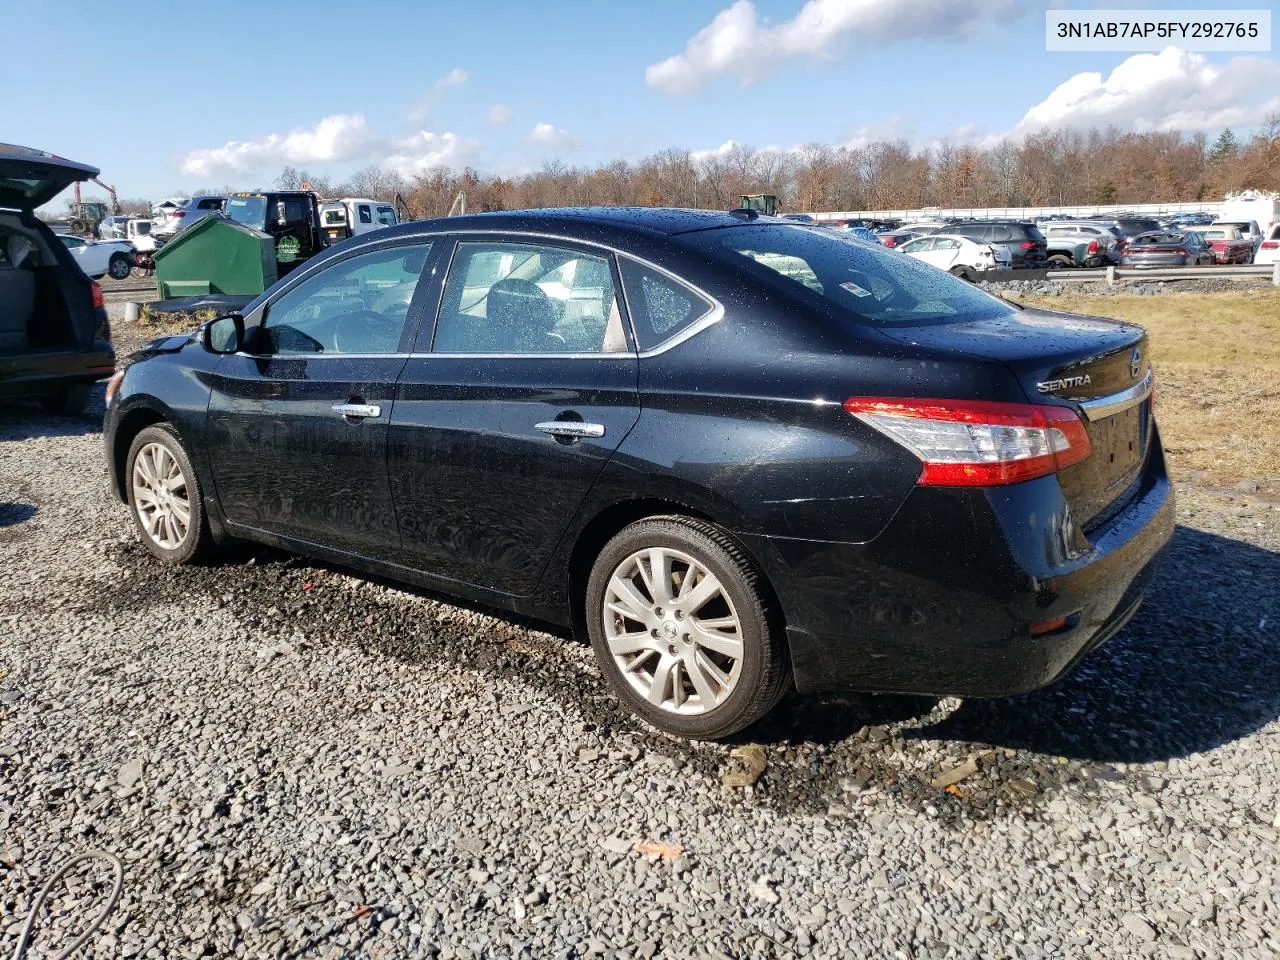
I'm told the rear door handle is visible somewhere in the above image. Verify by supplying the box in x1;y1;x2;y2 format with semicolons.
535;420;605;439
333;403;381;419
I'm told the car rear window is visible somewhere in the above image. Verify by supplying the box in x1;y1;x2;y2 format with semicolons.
693;224;1012;327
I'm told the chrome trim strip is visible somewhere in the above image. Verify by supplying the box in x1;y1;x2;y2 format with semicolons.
535;420;606;438
1079;370;1153;421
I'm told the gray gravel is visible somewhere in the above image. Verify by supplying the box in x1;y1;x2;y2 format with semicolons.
981;276;1280;298
2;325;1279;958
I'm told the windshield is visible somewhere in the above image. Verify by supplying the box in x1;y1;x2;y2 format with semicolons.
224;196;267;230
694;223;1013;326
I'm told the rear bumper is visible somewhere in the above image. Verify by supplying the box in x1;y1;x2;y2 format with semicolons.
743;431;1175;698
0;342;115;400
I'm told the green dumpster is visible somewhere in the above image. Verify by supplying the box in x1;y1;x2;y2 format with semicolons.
153;213;278;299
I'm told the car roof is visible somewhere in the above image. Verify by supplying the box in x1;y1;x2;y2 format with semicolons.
432;206;786;235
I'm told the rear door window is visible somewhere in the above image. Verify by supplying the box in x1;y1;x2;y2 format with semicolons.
359;205;373;224
434;240;628;354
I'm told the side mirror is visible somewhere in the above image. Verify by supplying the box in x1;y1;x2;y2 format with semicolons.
276;200;288;224
201;313;244;354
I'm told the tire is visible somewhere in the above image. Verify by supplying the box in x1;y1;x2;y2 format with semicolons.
1047;255;1074;268
131;262;154;279
948;265;974;281
125;424;213;564
585;516;790;740
108;254;131;280
39;384;91;416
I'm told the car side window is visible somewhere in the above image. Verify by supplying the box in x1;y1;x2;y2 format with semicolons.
904;238;935;253
60;236;84;248
935;238;960;250
991;226;1013;241
258;242;432;355
359;205;372;224
198;198;222;210
619;258;716;351
434;241;628;354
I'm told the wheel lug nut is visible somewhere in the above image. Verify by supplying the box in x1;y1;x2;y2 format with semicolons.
655;607;664;617
674;610;683;619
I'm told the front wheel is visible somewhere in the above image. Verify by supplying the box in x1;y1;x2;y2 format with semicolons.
126;424;213;564
108;253;131;280
585;516;790;740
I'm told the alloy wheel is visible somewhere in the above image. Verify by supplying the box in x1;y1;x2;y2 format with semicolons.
602;546;744;715
131;442;191;550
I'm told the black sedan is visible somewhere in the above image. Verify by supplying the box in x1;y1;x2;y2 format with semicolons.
104;208;1174;739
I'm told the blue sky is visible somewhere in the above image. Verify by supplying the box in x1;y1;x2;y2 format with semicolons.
4;0;1277;204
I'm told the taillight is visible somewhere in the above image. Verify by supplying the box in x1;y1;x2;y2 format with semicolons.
90;281;104;309
1172;248;1187;256
1262;241;1279;249
843;397;1091;487
1087;239;1098;254
173;211;186;219
883;237;897;247
1020;241;1035;250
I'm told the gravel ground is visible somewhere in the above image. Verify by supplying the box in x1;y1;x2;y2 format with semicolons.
981;277;1280;298
1;318;1279;959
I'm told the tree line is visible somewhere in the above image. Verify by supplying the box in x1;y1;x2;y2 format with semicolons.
199;118;1279;218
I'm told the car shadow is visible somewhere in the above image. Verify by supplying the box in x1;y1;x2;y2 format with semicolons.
752;524;1280;764
0;502;37;527
0;386;106;439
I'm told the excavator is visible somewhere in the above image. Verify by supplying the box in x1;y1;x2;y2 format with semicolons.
67;176;121;237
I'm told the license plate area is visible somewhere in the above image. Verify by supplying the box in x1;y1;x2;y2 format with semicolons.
1060;398;1151;527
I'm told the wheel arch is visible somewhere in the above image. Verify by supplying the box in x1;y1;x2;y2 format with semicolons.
109;400;180;502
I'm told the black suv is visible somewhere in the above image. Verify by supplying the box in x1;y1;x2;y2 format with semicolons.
0;144;114;415
933;220;1048;268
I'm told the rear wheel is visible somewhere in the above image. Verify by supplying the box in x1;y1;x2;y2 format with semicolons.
126;424;213;564
39;384;91;416
1047;254;1074;268
949;265;975;281
585;516;790;740
108;254;131;280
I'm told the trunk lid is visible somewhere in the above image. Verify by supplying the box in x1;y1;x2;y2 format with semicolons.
877;306;1152;527
0;143;99;211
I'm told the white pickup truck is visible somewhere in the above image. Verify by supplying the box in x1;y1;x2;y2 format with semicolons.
57;234;135;280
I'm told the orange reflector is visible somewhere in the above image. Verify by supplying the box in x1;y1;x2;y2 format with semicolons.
1030;616;1070;638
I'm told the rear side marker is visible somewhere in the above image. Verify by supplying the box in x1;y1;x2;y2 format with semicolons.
844;397;1091;487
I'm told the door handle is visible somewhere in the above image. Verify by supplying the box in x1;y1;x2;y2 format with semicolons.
535;420;605;439
332;402;381;419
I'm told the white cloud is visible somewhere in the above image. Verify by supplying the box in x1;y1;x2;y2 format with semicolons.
487;104;513;125
180;114;478;180
407;67;469;122
526;122;576;149
382;131;480;177
1010;47;1280;138
646;0;1022;94
180;114;379;178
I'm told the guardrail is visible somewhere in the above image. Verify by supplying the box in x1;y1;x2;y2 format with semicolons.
1043;263;1280;285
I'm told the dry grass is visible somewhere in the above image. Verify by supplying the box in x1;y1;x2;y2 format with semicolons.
1021;290;1280;485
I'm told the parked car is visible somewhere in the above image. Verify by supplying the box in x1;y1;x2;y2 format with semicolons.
1107;218;1164;239
0;143;114;414
98;215;131;239
937;221;1048;268
103;207;1172;739
897;233;1011;277
1185;225;1255;264
156;196;226;237
57;234;136;280
1040;222;1122;267
1210;220;1264;257
1254;224;1280;266
878;230;920;249
1120;231;1216;268
838;225;881;244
